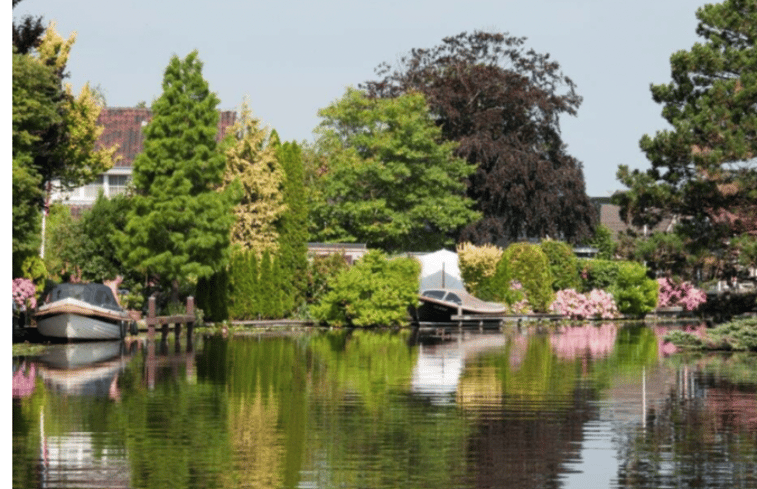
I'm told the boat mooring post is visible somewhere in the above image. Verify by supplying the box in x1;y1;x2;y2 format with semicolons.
147;296;156;342
185;296;194;352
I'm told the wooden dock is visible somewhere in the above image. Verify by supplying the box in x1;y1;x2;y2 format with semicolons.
144;296;196;352
415;312;565;335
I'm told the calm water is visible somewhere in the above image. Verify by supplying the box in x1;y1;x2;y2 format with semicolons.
12;323;757;489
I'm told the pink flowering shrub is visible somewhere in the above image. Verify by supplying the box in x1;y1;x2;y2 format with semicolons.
657;278;707;311
12;278;37;311
550;288;619;320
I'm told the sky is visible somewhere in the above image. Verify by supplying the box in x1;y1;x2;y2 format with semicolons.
13;0;710;197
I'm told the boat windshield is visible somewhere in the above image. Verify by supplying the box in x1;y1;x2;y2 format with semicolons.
444;293;462;305
423;290;447;300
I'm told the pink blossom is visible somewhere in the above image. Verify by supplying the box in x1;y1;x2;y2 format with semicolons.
12;278;37;311
550;288;619;320
657;278;706;311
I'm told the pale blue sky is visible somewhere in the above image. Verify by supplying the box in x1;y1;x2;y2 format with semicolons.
15;0;708;196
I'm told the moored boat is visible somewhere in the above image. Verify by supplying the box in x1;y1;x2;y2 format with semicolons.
414;288;507;322
35;283;132;341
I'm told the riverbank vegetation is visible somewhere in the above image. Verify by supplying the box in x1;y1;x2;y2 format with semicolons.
665;317;757;352
12;1;755;330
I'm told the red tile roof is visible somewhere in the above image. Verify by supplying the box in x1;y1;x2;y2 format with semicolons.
96;107;237;167
593;198;674;237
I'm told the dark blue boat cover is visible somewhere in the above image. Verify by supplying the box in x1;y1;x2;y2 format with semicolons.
42;283;122;312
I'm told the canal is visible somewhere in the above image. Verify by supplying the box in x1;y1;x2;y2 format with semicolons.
12;322;757;488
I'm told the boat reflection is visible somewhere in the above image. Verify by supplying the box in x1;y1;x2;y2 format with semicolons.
36;340;137;398
411;334;506;404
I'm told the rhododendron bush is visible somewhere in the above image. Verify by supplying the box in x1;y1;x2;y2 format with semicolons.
550;288;618;320
657;278;707;311
12;278;37;311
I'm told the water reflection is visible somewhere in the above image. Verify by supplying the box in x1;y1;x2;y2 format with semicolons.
12;324;757;489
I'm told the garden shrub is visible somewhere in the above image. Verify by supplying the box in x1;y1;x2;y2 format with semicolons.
457;242;502;296
609;261;658;317
310;250;420;327
12;277;37;311
500;242;554;312
578;259;618;292
480;258;523;305
540;239;580;291
665;318;757;352
578;259;658;316
305;252;351;305
21;255;47;299
708;317;757;351
657;277;706;311
550;288;618;320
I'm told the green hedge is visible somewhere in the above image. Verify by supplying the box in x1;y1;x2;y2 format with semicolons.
540;239;580;292
500;242;554;312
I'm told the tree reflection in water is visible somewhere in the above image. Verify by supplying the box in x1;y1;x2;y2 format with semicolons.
11;325;757;489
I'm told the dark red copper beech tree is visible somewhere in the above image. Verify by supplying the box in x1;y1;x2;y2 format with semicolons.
362;31;596;246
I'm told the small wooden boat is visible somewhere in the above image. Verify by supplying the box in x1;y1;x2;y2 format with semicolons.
35;283;132;341
414;288;507;322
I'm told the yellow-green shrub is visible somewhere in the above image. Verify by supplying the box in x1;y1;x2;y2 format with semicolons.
457;242;502;295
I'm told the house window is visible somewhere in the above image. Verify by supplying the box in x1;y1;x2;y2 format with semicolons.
108;174;129;196
83;176;104;199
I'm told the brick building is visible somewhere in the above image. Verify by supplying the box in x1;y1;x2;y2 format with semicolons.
52;107;236;213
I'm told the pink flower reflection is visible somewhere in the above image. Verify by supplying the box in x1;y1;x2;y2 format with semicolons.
550;323;619;360
12;363;37;398
653;323;708;357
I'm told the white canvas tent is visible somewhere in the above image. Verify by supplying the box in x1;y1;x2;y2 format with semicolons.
416;249;465;292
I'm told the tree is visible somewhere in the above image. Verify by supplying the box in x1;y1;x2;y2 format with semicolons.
363;31;596;246
12;0;45;55
221;98;285;253
309;88;479;252
12;20;116;275
118;51;238;302
615;0;757;279
274;137;310;313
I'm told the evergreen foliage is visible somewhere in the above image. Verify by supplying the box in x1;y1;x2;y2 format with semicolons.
500;243;555;312
222;99;285;254
311;251;421;327
615;0;757;280
309;88;479;252
363;31;596;245
226;248;257;320
539;240;580;292
633;232;688;278
274;137;310;314
118;51;238;300
258;250;278;319
197;269;230;322
456;242;503;297
12;0;45;55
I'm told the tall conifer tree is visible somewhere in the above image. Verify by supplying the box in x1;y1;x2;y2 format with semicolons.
221;98;285;254
119;51;237;301
274;137;309;314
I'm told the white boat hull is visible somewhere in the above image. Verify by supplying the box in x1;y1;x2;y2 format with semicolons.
37;313;126;340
